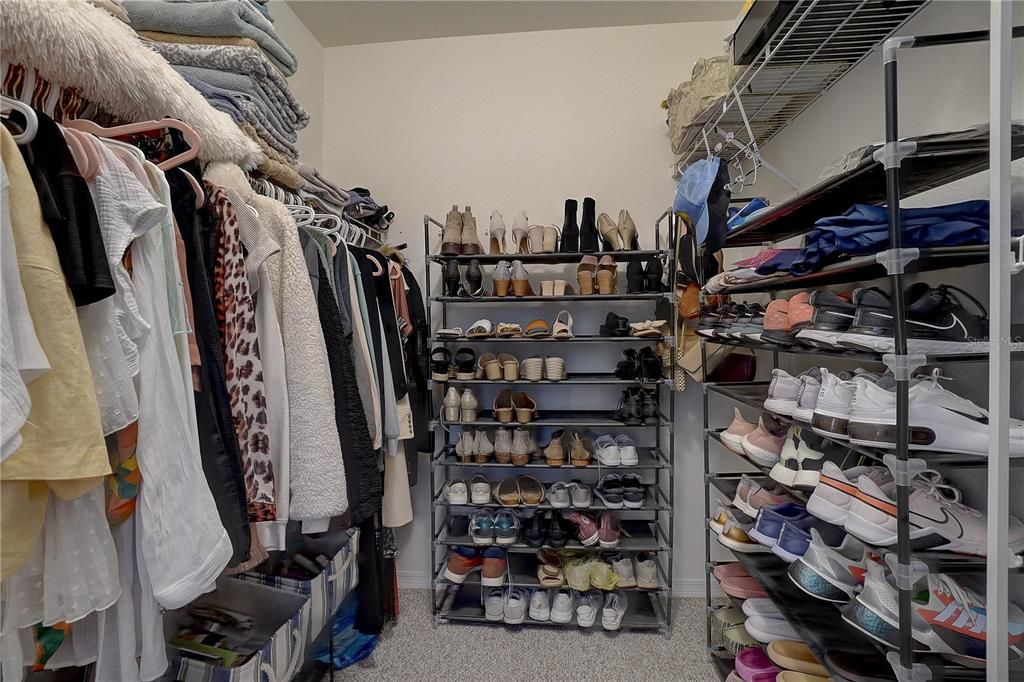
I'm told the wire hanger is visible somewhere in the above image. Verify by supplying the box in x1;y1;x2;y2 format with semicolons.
0;95;38;144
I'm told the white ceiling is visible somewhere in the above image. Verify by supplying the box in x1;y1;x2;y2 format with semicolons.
286;1;743;48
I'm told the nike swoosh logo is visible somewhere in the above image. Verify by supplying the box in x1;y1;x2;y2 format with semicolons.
867;311;969;336
912;504;965;540
822;311;855;319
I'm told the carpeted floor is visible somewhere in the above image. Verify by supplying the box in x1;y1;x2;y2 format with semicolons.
328;589;720;681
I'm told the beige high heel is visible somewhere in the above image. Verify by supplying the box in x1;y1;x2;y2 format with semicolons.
542;225;560;253
489;210;506;254
597;255;617;294
552;280;572;296
527;225;545;254
511;211;529;254
498;353;519;381
618;209;638;251
540;280;555;297
597;212;622;250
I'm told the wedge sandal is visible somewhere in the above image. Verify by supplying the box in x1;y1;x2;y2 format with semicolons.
520;356;544;382
551;310;574;339
569;431;593;466
512;392;537;424
576;255;598;295
543;430;566;466
493;389;515;423
597;255;617;294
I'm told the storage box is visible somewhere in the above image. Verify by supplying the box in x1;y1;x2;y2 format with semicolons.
164;579;311;682
234;529;360;646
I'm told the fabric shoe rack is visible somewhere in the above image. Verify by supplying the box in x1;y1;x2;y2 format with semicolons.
702;17;1023;682
424;211;678;635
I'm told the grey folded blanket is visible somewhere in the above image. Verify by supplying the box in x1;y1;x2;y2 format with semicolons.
122;0;297;75
172;64;308;132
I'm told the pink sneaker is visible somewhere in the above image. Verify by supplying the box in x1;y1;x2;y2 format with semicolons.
761;299;792;345
788;291;813;333
741;416;788;466
721;407;757;454
732;474;790;517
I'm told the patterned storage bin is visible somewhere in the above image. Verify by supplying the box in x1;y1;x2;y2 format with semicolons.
164;579;311;682
234;528;359;647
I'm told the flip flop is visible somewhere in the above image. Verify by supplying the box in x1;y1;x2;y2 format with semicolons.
524;319;549;337
517;475;545;506
551;310;574;339
494;477;521;506
436;327;463;339
466;319;493;338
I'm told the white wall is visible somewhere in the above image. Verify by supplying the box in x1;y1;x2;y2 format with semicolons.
268;0;325;168
320;20;735;594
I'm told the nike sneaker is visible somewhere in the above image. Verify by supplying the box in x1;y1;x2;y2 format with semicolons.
811;368;884;439
732;474;791;517
788;528;874;602
795;290;856;349
763;368;801;416
697;304;730;338
837;284;1022;355
729;303;766;341
847;368;1024;455
748;502;812;549
806;461;893;525
842;561;1024;657
844;468;1024;556
769;426;826;489
712;303;746;339
772;517;845;563
790;367;822;423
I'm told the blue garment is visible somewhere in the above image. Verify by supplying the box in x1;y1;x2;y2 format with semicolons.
673;157;720;246
727;197;769;231
754;250;802;275
790;200;989;276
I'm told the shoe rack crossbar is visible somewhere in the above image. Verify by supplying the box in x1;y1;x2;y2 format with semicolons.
424;208;679;636
700;20;1023;679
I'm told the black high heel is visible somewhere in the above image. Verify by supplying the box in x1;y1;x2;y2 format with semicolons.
626;258;644;294
444;259;462;297
643;256;664;293
464;258;483;297
579;197;598;253
559;199;580;253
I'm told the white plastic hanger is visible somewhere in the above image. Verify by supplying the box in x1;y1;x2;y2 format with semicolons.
0;95;38;144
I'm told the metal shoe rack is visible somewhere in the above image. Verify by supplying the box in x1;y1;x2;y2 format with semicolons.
701;18;1023;682
424;210;678;635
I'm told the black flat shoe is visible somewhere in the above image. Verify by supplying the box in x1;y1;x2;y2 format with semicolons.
579;197;599;253
599;312;630;337
559;199;580;253
643;256;664;293
443;259;462;297
524;512;548;547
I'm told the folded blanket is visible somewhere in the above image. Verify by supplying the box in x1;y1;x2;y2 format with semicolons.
180;72;244;123
161;0;272;23
237;98;300;160
139;29;292;73
122;0;297;75
298;163;350;204
173;64;307;132
86;0;129;23
0;0;261;167
149;41;308;127
257;155;303;190
242;122;297;165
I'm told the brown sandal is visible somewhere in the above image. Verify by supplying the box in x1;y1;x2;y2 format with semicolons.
569;431;592;466
576;255;598;295
543;430;566;466
493;389;514;423
517;475;545;506
494;477;521;506
524;318;549;337
512;392;537;424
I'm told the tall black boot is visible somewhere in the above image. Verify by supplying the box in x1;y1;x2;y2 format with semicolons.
559;199;579;253
579;197;598;253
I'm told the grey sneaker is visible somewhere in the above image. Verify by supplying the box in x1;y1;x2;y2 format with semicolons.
547;482;571;509
567;480;592;508
550;588;575;623
602;590;627;630
634;552;658;589
503;587;528;624
576;591;602;627
606;553;637;588
529;589;551;621
485;587;505;621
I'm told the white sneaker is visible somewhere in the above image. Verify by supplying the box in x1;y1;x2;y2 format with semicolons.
594;435;621;466
503;587;528;624
485;587;505;621
550;588;575;623
769;426;825;489
608;553;637;588
764;369;801;415
547;481;572;508
806;461;892;524
470;475;491;505
615;434;638;465
849;369;1024;455
576;591;602;627
811;368;856;439
444;479;468;505
845;468;1024;556
744;613;799;642
634;553;658;589
601;590;627;630
567;480;592;508
791;367;821;422
528;589;551;621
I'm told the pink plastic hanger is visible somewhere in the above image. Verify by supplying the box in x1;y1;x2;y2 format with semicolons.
65;117;205;206
62;127;99;180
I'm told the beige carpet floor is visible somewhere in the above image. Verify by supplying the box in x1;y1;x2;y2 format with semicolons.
327;588;720;681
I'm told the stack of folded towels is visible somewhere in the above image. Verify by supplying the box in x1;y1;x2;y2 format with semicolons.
124;0;309;188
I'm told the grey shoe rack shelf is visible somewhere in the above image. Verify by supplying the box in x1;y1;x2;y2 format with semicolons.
700;25;1023;681
424;210;678;636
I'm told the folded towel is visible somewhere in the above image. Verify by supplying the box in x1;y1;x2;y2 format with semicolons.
122;0;297;75
298;163;350;204
0;0;262;167
180;72;244;123
242;122;297;166
149;42;308;127
161;0;272;23
139;29;292;73
238;98;300;160
173;65;307;133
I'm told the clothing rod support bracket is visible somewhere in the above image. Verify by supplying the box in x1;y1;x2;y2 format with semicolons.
876;247;920;275
882;353;926;381
873;140;918;170
884;553;929;590
883;454;927;487
883;36;917;64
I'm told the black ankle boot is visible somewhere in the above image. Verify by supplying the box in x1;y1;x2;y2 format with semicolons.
579;197;598;253
463;259;483;297
443;259;462;297
614;349;640;380
560;199;579;253
643;256;664;293
615;388;643;425
640;389;660;424
638;347;662;382
626;258;644;294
